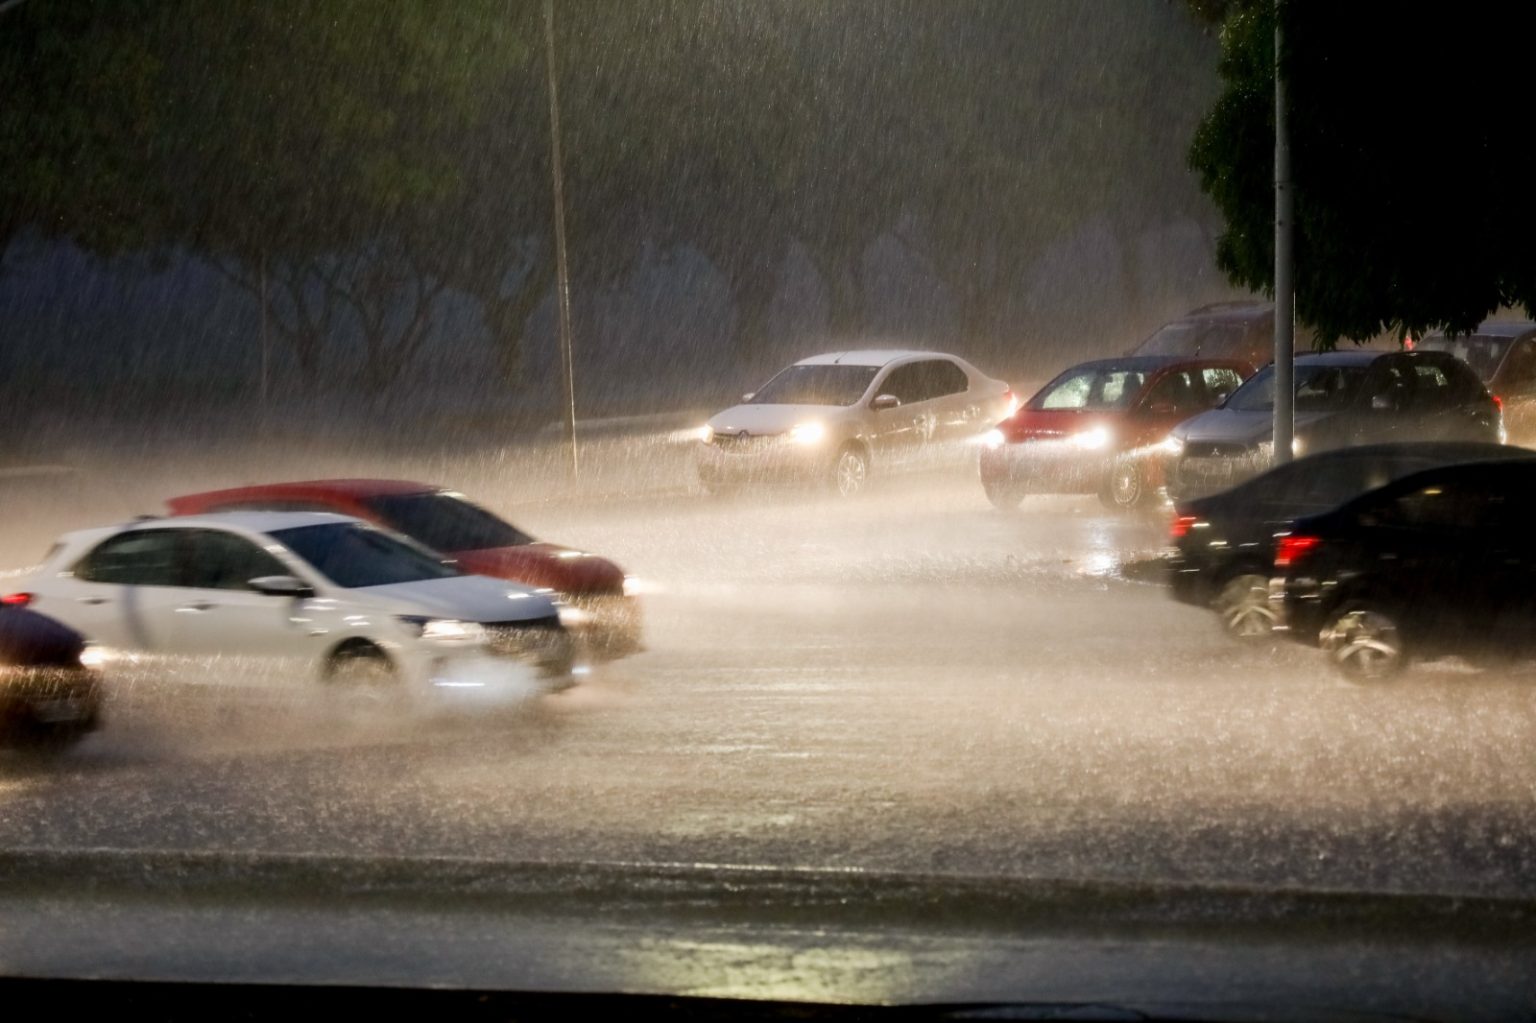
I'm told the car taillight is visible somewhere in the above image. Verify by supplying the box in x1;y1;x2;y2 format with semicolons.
1274;535;1321;568
1491;393;1503;411
1170;515;1198;539
1;592;33;608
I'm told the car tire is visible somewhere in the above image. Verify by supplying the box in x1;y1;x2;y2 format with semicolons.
1213;573;1278;641
1098;458;1146;511
983;481;1024;511
323;643;405;715
1321;603;1408;682
830;444;869;498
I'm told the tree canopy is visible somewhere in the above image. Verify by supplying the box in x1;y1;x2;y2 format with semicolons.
1189;1;1536;345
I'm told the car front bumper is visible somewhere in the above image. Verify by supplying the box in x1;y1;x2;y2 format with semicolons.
696;437;830;485
979;441;1157;494
0;665;104;731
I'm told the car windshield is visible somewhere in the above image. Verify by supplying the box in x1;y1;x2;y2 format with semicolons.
748;364;879;406
364;492;533;553
1224;363;1368;412
1417;334;1508;380
1029;365;1149;410
6;2;1534;1015
269;522;460;588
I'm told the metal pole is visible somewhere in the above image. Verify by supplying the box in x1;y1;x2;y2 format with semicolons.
543;0;579;479
1272;0;1294;466
259;252;270;432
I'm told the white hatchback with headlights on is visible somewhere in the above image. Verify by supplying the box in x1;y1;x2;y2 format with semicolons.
7;511;585;714
696;349;1013;497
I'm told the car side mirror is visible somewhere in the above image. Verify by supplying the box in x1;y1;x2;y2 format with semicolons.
249;575;314;598
871;394;900;411
742;392;755;403
1146;401;1177;416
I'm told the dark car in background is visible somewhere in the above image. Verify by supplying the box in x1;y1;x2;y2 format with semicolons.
1416;319;1536;444
1164;350;1502;501
0;606;103;747
1128;301;1314;368
1167;442;1534;638
1273;459;1536;680
980;355;1252;510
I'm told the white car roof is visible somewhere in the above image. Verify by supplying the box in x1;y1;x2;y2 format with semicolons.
795;349;956;368
55;510;359;547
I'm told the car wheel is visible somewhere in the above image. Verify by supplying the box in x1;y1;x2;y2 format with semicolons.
983;480;1024;511
1098;458;1146;511
324;643;405;714
831;445;869;498
1214;573;1277;640
1321;604;1408;682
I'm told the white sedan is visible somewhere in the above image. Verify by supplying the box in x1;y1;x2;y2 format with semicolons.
7;511;582;712
696;349;1014;497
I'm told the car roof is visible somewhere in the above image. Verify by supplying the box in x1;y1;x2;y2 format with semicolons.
1422;320;1536;340
795;349;953;367
133;510;359;533
1292;349;1391;366
169;479;437;513
1173;301;1272;322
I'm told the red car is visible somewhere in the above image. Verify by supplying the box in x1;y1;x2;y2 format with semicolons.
167;480;641;659
978;355;1256;511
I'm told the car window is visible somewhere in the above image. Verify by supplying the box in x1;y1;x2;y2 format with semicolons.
1501;338;1536;393
268;522;460;589
1033;366;1149;411
1226;363;1367;412
1417;333;1507;381
203;499;340;514
878;363;930;404
1142;370;1202;411
1201;367;1244;405
364;492;533;552
1410;362;1451;407
1361;475;1524;531
1361;359;1415;410
73;529;185;586
184;529;292;590
748;364;879;406
919;359;969;399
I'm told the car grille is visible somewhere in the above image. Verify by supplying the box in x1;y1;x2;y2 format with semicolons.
481;615;570;673
1183;441;1253;459
709;432;777;453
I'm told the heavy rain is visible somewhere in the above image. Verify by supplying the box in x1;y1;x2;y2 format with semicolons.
3;1;1536;1018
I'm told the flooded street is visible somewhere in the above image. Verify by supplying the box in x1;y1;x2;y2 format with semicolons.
5;456;1535;900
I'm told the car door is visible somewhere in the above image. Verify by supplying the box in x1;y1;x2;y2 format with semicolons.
867;361;930;463
1353;356;1418;444
923;359;981;443
167;529;319;669
1132;368;1206;448
37;528;189;652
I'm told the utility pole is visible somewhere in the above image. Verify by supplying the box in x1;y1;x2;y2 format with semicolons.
543;0;579;479
259;251;270;435
1272;0;1295;465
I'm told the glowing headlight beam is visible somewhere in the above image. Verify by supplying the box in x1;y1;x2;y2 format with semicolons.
789;422;826;445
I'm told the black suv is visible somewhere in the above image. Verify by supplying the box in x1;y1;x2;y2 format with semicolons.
1273;459;1536;679
1167;442;1531;639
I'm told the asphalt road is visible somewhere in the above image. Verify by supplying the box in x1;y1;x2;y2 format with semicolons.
3;458;1535;906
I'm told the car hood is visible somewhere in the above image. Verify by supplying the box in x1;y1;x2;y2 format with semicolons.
347;575;559;624
452;543;626;596
707;403;844;436
1172;407;1339;446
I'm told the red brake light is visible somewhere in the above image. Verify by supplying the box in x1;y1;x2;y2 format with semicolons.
1;593;33;608
1170;515;1198;539
1491;393;1503;411
1275;535;1321;569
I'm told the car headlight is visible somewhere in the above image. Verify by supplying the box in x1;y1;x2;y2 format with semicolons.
78;645;110;668
789;421;826;445
556;604;592;629
622;575;642;597
697;425;714;444
1071;426;1112;450
1290;436;1305;458
397;616;485;644
1159;434;1184;457
981;428;1005;450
